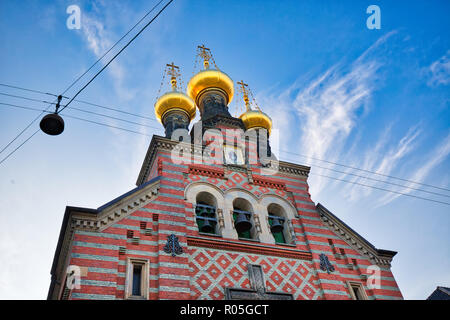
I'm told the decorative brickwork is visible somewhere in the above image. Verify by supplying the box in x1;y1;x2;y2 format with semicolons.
189;247;321;300
48;135;402;300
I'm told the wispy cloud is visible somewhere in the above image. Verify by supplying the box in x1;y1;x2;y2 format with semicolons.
344;124;421;202
259;33;397;198
427;50;450;86
80;11;134;100
376;133;450;206
255;31;448;207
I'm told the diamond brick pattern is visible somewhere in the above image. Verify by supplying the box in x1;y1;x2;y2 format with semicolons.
189;248;322;300
186;172;292;204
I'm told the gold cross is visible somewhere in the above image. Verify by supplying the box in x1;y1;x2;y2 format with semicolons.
166;62;180;90
237;80;251;110
237;80;249;94
166;62;180;77
197;44;212;62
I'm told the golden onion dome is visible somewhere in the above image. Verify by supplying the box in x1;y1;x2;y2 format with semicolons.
239;110;272;135
154;91;196;124
187;69;234;106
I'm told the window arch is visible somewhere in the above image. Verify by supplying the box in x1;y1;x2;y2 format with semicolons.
267;203;287;244
232;198;256;240
195;192;218;235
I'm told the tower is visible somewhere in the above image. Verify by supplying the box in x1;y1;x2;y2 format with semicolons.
48;46;403;301
154;62;196;138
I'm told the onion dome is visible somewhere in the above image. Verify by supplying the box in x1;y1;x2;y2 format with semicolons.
154;62;196;124
237;80;272;135
154;91;196;124
240;109;272;135
187;45;234;106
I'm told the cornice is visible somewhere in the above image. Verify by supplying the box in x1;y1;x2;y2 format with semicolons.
187;235;313;261
316;203;396;267
136;135;312;186
71;181;160;232
51;180;160;298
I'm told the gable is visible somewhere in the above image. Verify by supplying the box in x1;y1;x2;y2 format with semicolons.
316;203;397;267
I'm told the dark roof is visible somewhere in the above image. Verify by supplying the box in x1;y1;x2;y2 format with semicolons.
47;176;160;299
427;286;450;300
316;203;397;258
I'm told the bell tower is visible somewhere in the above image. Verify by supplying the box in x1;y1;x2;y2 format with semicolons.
187;45;234;121
47;45;403;302
237;80;274;160
154;62;196;138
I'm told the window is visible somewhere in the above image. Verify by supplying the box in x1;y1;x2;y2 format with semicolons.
125;258;149;300
268;215;286;243
132;265;142;296
195;192;218;235
347;281;368;300
232;198;255;240
267;203;287;244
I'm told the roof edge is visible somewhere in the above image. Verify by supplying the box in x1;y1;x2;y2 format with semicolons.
316;202;398;261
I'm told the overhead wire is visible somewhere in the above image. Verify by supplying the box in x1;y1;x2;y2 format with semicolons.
57;0;174;114
0;90;160;123
0;0;171;162
3;82;448;193
2;100;449;206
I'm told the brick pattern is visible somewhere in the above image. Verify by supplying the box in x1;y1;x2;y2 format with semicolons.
189;248;322;300
58;135;402;300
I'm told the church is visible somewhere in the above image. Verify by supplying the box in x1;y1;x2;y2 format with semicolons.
47;45;403;300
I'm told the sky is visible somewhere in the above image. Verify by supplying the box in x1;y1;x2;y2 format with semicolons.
0;0;449;300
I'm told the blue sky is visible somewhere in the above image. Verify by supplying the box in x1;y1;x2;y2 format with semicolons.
0;0;449;299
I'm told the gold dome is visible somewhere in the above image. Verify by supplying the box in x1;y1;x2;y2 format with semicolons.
187;69;234;106
239;110;272;135
154;91;196;124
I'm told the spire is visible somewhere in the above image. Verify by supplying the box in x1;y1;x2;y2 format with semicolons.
197;44;212;70
166;62;180;91
238;81;272;135
154;62;196;138
237;80;251;111
187;45;234;119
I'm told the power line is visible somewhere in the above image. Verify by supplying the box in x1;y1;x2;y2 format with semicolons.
280;154;449;198
3;100;449;198
0;101;161;130
57;0;174;114
0;83;59;98
0;129;40;166
0;0;171;162
0;89;159;123
5;83;447;194
279;149;450;192
2;101;449;206
309;172;450;206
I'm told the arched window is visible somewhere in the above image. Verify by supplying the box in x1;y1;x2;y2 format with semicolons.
195;192;218;235
232;198;255;240
267;203;287;244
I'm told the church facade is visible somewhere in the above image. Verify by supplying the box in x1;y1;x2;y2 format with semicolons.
47;46;403;300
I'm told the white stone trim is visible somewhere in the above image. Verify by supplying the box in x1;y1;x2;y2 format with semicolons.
125;257;150;300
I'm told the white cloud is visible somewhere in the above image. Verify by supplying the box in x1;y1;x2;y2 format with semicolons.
427;50;450;86
376;133;450;206
263;34;395;198
80;12;134;100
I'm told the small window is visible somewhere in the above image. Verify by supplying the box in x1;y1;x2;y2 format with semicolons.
132;265;142;296
233;209;253;239
348;282;367;300
195;192;218;235
267;203;289;244
232;198;255;240
268;215;286;244
126;259;149;300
